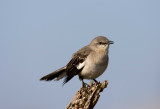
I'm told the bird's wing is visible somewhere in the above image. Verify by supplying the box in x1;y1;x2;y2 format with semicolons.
63;45;92;84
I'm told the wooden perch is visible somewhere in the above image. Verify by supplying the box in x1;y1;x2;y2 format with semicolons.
66;80;108;109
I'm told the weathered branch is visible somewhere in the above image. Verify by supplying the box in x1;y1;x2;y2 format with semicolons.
66;80;108;109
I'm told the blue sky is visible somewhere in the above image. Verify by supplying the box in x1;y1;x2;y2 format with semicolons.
0;0;160;109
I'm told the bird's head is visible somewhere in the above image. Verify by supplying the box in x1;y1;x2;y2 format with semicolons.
90;36;114;52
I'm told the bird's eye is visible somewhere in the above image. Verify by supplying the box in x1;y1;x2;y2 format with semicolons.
99;42;103;45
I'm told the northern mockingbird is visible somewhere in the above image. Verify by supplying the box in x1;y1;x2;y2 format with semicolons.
40;36;114;85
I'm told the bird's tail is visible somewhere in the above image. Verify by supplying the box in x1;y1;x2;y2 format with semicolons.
40;66;67;81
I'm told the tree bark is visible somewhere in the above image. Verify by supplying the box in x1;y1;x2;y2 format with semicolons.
66;80;108;109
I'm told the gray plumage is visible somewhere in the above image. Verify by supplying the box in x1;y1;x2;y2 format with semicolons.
40;36;114;85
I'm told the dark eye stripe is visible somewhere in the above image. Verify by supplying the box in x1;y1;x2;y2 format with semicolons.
99;42;107;45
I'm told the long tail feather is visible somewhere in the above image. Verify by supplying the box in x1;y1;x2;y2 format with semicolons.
40;66;66;81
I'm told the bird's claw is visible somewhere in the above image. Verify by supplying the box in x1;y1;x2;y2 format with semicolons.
82;82;90;88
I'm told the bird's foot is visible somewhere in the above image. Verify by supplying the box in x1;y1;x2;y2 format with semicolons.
93;79;100;86
82;81;90;88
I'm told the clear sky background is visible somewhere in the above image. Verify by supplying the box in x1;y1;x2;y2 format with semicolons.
0;0;160;109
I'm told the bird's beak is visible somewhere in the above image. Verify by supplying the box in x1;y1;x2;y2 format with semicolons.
109;41;114;44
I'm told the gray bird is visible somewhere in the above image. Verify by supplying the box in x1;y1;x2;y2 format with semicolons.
40;36;114;85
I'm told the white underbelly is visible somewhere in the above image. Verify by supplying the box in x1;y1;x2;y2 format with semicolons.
79;61;107;79
79;51;108;79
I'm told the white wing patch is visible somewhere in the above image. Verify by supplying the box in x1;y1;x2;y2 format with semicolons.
77;62;85;69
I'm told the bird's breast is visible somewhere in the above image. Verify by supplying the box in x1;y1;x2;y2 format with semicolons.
79;52;108;79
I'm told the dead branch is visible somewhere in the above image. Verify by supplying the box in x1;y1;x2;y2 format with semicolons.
66;80;108;109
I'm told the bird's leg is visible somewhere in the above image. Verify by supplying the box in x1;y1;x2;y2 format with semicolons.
93;79;99;86
79;76;87;87
82;80;88;87
93;79;98;83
